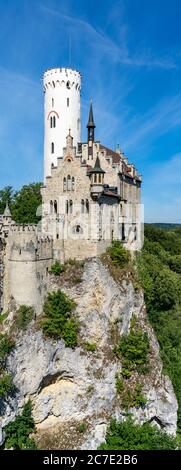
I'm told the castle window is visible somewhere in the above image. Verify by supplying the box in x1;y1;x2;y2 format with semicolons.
66;200;68;214
63;177;66;191
98;174;102;183
72;225;83;234
81;199;84;214
56;234;59;239
72;176;75;191
53;116;56;128
66;81;70;89
67;175;71;191
94;174;97;183
67;98;69;107
134;226;137;241
52;98;54;107
86;199;89;213
51;142;54;154
50;200;53;215
54;200;57;214
69;200;73;214
50;117;53;128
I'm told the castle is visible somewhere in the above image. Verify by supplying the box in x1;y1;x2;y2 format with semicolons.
0;67;142;313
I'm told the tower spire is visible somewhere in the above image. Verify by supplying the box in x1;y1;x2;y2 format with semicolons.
87;100;96;157
87;100;96;129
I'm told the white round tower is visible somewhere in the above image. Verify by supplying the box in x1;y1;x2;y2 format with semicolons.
43;67;81;180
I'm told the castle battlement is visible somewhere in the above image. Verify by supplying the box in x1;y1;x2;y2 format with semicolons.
9;224;37;233
43;67;81;92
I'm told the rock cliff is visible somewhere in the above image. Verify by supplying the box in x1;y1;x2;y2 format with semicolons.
0;258;178;449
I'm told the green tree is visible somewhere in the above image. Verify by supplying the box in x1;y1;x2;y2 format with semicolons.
12;182;42;224
99;417;177;450
42;290;78;348
4;401;36;449
0;186;14;214
107;241;130;268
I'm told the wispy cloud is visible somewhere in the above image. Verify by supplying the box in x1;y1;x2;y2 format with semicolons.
122;94;181;152
41;5;176;70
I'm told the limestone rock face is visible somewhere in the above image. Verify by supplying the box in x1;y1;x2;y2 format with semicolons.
0;259;178;449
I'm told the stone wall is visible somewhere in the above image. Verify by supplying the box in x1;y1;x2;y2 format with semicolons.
3;226;53;314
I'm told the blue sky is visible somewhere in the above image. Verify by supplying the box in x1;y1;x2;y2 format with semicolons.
0;0;181;222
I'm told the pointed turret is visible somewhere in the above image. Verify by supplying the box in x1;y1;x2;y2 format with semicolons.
87;101;96;129
87;101;96;155
89;153;105;198
3;202;12;218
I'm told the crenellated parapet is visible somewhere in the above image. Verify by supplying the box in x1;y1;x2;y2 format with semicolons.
43;67;81;92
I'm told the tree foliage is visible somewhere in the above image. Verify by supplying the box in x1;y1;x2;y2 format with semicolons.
137;224;181;430
4;401;36;449
107;241;130;268
99;417;177;450
0;183;42;224
42;290;78;348
15;305;34;330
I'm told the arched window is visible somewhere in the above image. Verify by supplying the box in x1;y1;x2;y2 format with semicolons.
66;200;69;214
72;176;75;191
81;199;84;214
94;174;97;183
67;175;71;191
66;81;70;89
50;117;53;128
54;200;57;214
72;225;83;234
63;177;66;191
53;116;56;128
69;200;73;214
51;142;54;154
86;199;89;213
98;174;102;183
50;200;53;215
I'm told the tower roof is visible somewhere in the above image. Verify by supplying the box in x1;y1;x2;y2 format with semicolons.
3;202;12;218
87;101;96;128
89;155;105;174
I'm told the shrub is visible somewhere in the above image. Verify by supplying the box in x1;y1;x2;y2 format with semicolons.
115;329;150;377
0;373;14;398
0;311;8;324
98;416;177;450
84;342;97;352
0;334;15;366
115;375;124;393
4;400;36;449
116;373;146;410
50;261;65;276
42;290;78;348
107;241;130;268
78;422;86;433
15;305;34;330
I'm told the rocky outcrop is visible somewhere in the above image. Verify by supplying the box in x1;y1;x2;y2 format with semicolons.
0;258;178;449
